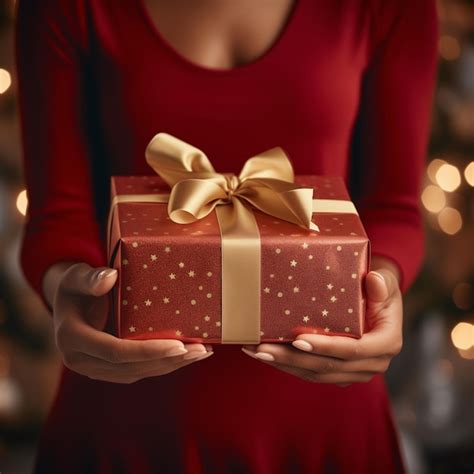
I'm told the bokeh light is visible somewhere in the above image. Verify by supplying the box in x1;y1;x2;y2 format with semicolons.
435;163;461;192
465;161;474;186
421;185;446;212
427;158;447;183
437;207;462;234
0;68;11;94
438;35;461;60
16;189;28;216
451;322;474;350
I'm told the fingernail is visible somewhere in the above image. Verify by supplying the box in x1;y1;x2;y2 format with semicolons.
183;350;208;360
241;347;257;357
98;268;117;279
371;271;385;283
188;351;214;361
292;340;313;352
165;347;188;357
254;352;275;361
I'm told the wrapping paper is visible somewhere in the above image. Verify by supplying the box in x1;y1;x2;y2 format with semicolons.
107;174;369;343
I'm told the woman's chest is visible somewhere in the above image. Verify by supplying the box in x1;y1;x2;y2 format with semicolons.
88;0;373;175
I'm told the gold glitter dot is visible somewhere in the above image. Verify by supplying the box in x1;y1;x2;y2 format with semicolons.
207;271;213;277
351;273;357;279
336;245;342;251
344;327;351;332
275;248;281;254
198;285;203;290
203;332;208;338
194;326;199;330
132;242;138;248
277;292;283;297
122;259;129;265
288;275;293;280
354;251;359;256
324;327;330;333
191;299;197;305
216;321;221;327
260;330;265;336
143;264;148;269
122;300;128;305
133;305;138;310
311;296;316;301
348;308;353;313
153;286;158;291
206;293;212;298
284;309;290;315
148;327;153;331
204;315;210;321
326;265;330;270
175;310;180;314
308;255;313;259
126;286;131;291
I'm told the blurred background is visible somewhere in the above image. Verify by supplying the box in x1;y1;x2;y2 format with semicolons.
0;0;473;472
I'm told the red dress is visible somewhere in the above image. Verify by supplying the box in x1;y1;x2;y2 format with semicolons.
15;0;438;472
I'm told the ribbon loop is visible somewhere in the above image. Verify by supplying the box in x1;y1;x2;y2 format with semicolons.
145;132;318;231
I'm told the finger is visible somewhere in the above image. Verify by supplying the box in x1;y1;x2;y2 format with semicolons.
60;316;201;362
242;345;390;373
242;344;390;373
59;263;118;297
250;357;376;384
63;349;214;382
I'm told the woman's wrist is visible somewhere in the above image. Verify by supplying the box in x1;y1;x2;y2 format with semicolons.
42;261;81;309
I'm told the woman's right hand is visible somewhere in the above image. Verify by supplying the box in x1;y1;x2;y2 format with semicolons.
48;262;213;384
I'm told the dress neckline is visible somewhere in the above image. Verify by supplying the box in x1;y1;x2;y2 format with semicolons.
136;0;303;75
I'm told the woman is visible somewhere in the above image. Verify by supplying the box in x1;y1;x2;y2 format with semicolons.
15;0;438;472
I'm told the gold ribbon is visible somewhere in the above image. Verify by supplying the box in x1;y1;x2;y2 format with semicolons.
108;133;358;344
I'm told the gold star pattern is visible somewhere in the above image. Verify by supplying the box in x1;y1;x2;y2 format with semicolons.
204;315;210;321
178;262;185;268
303;315;310;323
301;242;309;249
145;299;152;306
129;326;136;332
163;297;170;304
164;246;171;252
263;287;270;294
327;283;333;290
322;309;329;316
188;270;196;277
293;287;300;293
330;296;337;303
290;259;297;267
324;327;330;333
169;273;176;280
150;254;157;261
176;330;182;336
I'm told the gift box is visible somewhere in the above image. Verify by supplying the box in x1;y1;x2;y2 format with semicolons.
107;133;370;344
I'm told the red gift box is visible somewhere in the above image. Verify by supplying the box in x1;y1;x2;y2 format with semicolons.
107;134;370;344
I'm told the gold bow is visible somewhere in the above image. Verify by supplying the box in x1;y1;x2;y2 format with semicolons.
144;133;320;232
108;133;357;344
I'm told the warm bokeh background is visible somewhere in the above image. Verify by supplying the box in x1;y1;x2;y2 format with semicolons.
0;0;473;472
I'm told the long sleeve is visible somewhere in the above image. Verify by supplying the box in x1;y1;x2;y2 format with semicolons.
14;0;107;314
349;0;439;293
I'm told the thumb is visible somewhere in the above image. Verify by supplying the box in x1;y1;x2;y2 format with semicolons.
365;269;398;304
60;263;118;297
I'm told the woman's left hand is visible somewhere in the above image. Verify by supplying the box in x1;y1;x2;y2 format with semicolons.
241;269;403;387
